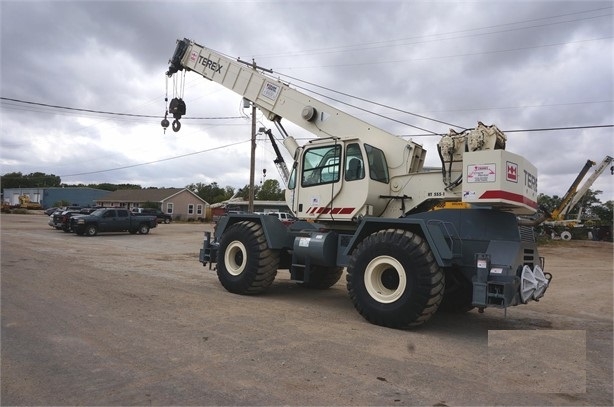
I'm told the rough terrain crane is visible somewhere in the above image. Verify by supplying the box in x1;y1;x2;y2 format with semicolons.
542;155;613;240
165;38;550;328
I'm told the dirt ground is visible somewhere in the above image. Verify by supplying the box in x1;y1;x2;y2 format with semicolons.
1;213;612;406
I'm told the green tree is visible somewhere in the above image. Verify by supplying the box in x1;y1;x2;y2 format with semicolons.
53;199;71;207
537;193;562;214
141;201;161;209
590;200;613;225
236;184;261;201
256;179;284;200
574;189;602;219
1;172;61;190
188;182;234;204
88;183;141;191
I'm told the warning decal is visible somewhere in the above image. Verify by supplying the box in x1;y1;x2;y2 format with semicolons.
467;164;496;183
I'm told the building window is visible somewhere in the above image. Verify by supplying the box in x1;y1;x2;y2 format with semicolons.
197;204;203;215
188;204;194;215
167;203;174;214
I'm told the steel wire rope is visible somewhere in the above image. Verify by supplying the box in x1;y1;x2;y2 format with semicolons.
58;139;251;178
274;71;463;131
0;97;243;120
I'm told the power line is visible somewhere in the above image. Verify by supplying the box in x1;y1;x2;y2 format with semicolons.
4;125;611;181
58;139;250;178
273;36;612;70
0;97;242;120
251;7;612;59
276;71;462;133
400;124;614;137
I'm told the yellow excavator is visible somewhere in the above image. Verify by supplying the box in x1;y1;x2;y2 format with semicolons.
18;195;42;210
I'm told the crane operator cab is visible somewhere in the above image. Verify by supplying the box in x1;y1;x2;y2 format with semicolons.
286;138;394;222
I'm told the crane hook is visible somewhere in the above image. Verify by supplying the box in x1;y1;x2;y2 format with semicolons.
172;119;181;132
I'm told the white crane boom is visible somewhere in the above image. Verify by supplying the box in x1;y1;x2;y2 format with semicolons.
166;38;539;219
565;155;614;216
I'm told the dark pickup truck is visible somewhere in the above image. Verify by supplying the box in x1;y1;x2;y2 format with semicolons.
71;208;157;236
133;208;172;224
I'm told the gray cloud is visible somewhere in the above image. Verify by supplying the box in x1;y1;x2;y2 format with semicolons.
1;0;612;201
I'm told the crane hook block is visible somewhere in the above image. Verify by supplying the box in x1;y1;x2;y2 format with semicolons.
172;119;181;132
169;97;187;119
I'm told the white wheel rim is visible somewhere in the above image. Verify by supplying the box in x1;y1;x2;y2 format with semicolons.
364;255;407;303
225;241;247;276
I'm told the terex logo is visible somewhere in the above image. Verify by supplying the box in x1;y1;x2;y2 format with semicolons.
506;161;518;183
197;55;223;73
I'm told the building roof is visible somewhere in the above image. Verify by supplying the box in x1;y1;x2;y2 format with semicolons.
98;188;208;204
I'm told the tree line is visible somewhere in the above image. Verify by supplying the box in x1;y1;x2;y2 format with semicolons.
0;172;285;203
1;171;611;223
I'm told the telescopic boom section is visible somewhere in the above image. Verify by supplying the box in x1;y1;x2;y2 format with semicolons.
166;38;426;173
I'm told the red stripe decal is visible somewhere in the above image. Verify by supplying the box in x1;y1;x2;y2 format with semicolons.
306;207;357;215
479;191;537;208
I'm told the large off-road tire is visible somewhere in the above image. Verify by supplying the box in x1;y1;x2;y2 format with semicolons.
439;268;474;313
216;221;279;294
138;224;150;235
85;224;98;237
346;229;444;328
300;266;344;289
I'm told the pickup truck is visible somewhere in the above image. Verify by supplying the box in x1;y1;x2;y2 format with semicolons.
132;208;173;224
266;212;298;226
71;208;157;236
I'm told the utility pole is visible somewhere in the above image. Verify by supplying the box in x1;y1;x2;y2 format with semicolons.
248;101;256;213
240;58;272;213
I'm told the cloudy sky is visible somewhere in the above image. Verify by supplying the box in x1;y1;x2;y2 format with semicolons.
1;0;612;204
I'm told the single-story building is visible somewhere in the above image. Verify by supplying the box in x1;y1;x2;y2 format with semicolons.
96;188;210;221
2;187;109;209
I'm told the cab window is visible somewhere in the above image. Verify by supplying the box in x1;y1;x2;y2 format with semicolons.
345;143;365;181
288;163;297;190
365;143;389;183
302;145;341;187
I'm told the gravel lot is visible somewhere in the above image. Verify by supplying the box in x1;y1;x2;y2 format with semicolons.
1;213;612;406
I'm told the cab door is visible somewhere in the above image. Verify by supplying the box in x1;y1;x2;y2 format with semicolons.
115;209;131;230
99;209;116;232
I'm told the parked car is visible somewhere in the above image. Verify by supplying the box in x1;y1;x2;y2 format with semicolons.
132;208;172;224
44;207;58;216
58;209;85;232
50;208;81;230
267;212;298;226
